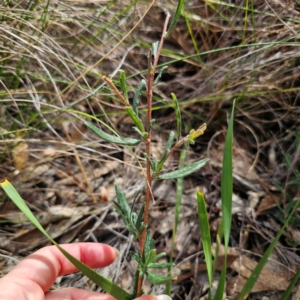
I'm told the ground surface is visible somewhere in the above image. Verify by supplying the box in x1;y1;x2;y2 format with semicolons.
0;1;300;299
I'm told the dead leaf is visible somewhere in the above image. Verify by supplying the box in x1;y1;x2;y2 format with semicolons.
227;275;270;295
215;244;291;293
175;254;238;283
256;193;281;216
13;142;29;171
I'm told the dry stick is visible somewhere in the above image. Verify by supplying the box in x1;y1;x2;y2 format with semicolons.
62;125;98;203
136;13;171;297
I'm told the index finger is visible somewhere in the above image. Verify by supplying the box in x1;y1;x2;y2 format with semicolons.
6;243;118;292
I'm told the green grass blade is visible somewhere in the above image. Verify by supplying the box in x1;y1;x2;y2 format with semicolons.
280;262;300;300
221;100;235;250
214;262;227;300
215;100;235;299
167;0;185;36
196;190;212;293
54;245;131;300
0;179;131;300
155;158;209;180
166;148;187;295
237;197;300;300
171;93;181;141
0;179;52;239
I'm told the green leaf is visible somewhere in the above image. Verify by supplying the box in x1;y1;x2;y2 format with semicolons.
132;252;143;265
119;70;128;101
114;184;131;215
280;265;300;300
152;41;159;58
148;262;174;269
125;106;145;133
135;203;145;235
214;262;227;300
114;184;139;239
215;101;235;300
171;93;181;141
196;190;212;290
151;252;167;262
85;122;141;146
133;79;146;115
145;249;157;265
133;126;146;139
155;158;209;180
144;230;155;260
157;131;175;172
146;271;173;284
166;0;185;36
144;153;156;172
147;119;156;132
221;101;235;250
130;212;137;225
154;66;168;85
0;180;131;300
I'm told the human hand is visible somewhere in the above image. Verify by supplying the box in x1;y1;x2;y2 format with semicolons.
0;243;171;300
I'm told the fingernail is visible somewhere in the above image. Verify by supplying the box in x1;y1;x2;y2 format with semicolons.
113;247;119;258
156;295;172;300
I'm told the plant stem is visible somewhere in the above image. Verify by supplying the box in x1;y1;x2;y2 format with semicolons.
102;76;129;106
136;13;170;297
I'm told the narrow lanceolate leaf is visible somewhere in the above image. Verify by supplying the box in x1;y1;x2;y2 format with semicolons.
119;70;128;101
0;180;131;300
148;262;174;269
280;263;300;300
144;153;156;172
221;101;235;250
154;66;168;85
145;230;155;260
135;203;145;235
196;190;212;290
152;41;160;58
171;93;181;141
133;79;146;115
155;158;209;180
133;126;145;139
216;101;235;300
125;106;145;133
113;185;140;240
166;0;185;36
157;131;175;172
146;271;174;285
85;122;141;146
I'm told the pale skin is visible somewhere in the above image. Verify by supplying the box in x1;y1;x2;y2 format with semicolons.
0;243;168;300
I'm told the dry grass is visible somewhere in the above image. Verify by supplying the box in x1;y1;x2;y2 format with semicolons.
0;0;300;299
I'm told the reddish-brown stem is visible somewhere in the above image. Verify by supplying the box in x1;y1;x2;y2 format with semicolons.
136;13;170;297
102;76;129;106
